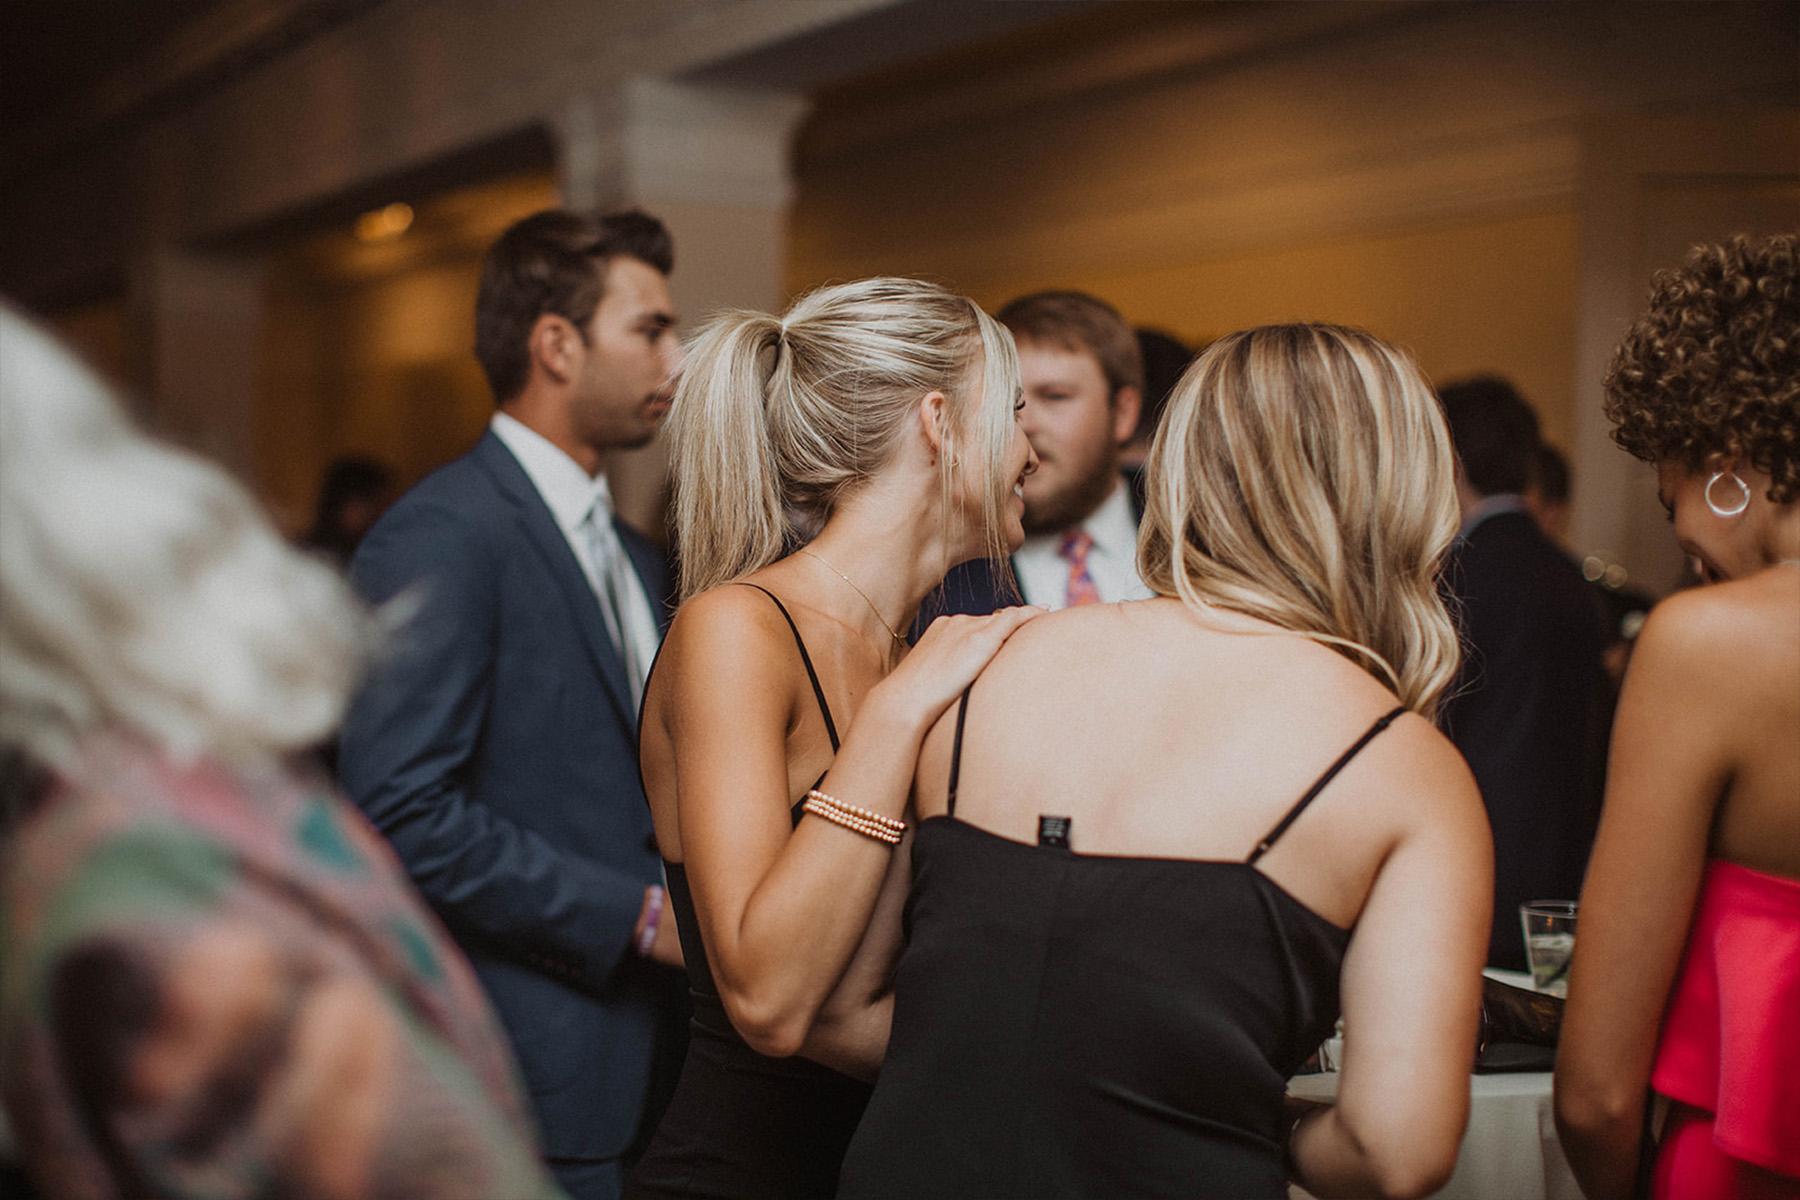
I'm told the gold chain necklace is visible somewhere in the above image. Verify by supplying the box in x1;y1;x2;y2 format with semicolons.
798;548;905;644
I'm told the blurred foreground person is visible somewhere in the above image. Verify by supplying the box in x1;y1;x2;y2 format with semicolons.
626;278;1040;1198
839;324;1493;1199
1555;234;1800;1200
0;305;561;1200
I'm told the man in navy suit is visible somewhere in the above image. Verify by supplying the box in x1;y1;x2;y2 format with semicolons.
340;209;684;1200
1437;377;1611;972
929;291;1153;619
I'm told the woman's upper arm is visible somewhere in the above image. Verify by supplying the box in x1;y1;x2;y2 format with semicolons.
1333;728;1492;1173
662;590;800;987
1557;596;1734;1109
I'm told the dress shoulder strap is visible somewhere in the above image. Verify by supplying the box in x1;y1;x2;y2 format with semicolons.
737;583;841;753
1246;706;1407;865
944;684;975;817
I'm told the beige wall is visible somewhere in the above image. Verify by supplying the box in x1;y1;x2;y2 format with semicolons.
789;1;1797;590
253;183;794;535
1045;209;1581;451
256;172;556;531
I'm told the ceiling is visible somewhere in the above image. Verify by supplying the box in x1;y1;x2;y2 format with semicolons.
0;0;225;137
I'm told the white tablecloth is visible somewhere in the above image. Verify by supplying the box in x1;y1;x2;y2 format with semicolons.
1286;1069;1581;1200
1288;971;1579;1200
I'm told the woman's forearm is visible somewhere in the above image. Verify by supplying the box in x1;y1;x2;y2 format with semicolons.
691;606;1041;1058
1288;1104;1460;1200
705;689;927;1055
798;992;893;1082
1553;1074;1646;1200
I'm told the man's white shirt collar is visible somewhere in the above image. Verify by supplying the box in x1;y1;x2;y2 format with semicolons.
490;411;614;535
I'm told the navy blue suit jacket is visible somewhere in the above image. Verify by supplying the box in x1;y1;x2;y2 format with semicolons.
1441;510;1610;972
340;430;674;1160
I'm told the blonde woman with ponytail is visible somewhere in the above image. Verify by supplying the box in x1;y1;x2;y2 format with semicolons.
838;323;1493;1200
625;278;1041;1199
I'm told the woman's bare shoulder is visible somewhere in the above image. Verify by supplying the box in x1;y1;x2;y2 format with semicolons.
1374;709;1481;803
1634;571;1800;685
935;601;1100;677
659;581;801;697
669;580;794;643
1335;710;1490;871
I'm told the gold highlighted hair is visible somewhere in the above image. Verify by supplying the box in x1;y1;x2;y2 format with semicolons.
1138;323;1460;716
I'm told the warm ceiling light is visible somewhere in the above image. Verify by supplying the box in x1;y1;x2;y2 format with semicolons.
355;202;414;242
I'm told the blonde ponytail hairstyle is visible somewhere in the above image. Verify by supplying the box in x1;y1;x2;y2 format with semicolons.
1137;323;1460;717
669;277;1019;600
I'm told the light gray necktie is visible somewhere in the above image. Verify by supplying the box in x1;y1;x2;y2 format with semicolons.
582;503;653;710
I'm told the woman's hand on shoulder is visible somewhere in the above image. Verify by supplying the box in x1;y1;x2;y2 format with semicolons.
871;605;1047;731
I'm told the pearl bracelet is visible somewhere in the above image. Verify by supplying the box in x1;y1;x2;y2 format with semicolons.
803;788;905;845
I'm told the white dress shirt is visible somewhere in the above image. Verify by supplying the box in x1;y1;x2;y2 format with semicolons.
489;413;661;691
1012;478;1153;609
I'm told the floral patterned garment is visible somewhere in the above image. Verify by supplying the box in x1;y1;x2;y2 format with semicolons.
0;733;566;1200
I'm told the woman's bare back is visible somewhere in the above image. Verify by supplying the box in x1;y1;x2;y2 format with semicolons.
914;596;1476;931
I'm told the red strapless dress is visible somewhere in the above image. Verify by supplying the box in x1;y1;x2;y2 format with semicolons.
1649;859;1800;1200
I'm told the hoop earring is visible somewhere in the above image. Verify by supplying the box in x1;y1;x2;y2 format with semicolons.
1705;470;1751;518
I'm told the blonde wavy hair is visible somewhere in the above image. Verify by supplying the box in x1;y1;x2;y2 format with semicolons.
668;277;1020;600
0;304;373;773
1137;323;1460;716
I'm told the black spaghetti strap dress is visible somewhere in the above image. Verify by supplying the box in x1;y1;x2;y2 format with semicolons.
625;586;873;1200
837;694;1406;1200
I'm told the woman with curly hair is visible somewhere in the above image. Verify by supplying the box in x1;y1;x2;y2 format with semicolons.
1555;233;1800;1200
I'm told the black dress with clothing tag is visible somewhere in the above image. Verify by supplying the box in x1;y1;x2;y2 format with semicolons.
625;586;872;1200
836;695;1405;1199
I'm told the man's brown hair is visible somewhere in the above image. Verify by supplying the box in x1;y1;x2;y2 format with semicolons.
474;208;673;404
996;290;1145;400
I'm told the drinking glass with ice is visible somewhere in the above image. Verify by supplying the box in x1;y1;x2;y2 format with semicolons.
1520;900;1578;997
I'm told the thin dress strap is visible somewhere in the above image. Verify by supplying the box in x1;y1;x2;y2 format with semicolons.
738;583;840;752
1247;706;1406;865
944;684;975;817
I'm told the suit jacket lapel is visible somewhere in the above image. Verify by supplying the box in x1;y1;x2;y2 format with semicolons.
472;432;637;728
616;521;674;633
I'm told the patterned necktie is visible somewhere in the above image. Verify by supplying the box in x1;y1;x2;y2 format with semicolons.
583;504;655;710
1058;529;1101;607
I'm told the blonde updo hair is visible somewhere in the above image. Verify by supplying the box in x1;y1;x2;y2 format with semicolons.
668;277;1020;600
1138;323;1460;716
0;304;373;773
